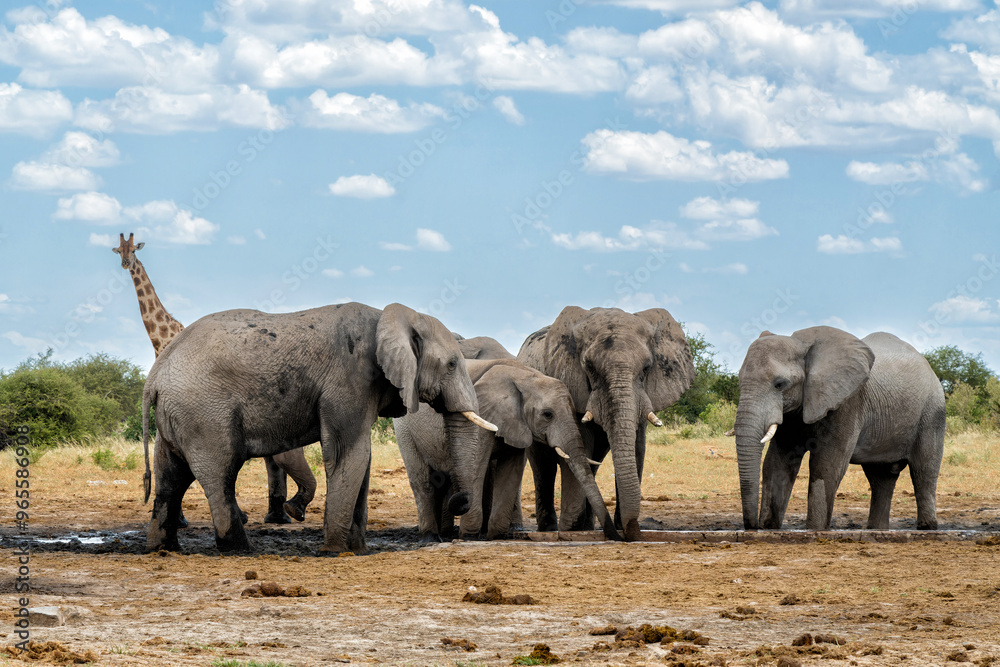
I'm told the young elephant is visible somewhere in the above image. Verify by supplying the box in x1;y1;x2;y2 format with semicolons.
734;326;945;531
394;359;621;541
142;302;496;554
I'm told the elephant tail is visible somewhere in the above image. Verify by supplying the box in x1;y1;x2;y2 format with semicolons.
142;384;155;504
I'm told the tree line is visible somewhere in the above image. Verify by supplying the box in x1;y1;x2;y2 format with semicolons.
1;341;996;449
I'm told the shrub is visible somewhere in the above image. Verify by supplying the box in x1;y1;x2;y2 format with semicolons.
699;400;737;436
122;398;155;442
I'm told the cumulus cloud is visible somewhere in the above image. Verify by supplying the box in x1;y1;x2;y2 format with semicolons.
492;96;524;125
781;0;979;18
928;295;1000;325
54;193;218;244
552;222;709;251
10;162;101;192
75;85;289;134
0;83;73;135
679;196;778;242
845;138;988;194
54;192;123;221
42;132;121;168
88;232;116;247
379;228;452;251
301;91;444;132
816;234;902;255
329;174;396;199
582;129;789;182
350;266;374;277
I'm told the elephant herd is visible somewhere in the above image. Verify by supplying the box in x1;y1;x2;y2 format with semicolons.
141;302;945;554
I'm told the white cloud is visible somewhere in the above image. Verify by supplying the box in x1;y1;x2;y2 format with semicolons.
607;292;684;312
816;234;903;255
329;174;396;199
323;268;344;278
381;228;452;251
680;196;777;242
0;83;72;135
415;228;451;252
928;295;1000;325
55;193;218;245
227;235;247;245
0;8;218;90
680;196;759;220
0;294;31;315
704;263;749;274
781;0;979;18
845;140;988;194
301;91;443;133
75;85;289;133
54;192;123;221
582;129;789;182
592;0;739;11
10;161;101;192
492;96;524;125
552;223;708;251
42;132;120;167
350;265;374;277
255;228;266;240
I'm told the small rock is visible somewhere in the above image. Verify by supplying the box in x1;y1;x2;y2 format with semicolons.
589;625;617;636
27;607;64;627
245;570;258;580
283;585;311;597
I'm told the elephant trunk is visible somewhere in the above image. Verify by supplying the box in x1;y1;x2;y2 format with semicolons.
607;383;642;542
551;427;622;541
734;397;774;530
442;412;482;519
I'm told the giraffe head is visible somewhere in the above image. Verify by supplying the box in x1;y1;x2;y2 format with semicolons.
112;233;145;270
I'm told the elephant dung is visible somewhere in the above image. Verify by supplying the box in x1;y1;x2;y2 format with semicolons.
1;641;100;664
440;637;477;652
462;584;537;605
512;643;560;665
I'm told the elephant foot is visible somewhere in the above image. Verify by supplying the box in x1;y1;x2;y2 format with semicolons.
264;510;292;524
283;498;307;522
264;495;292;524
419;532;443;543
177;514;189;529
147;528;180;553
215;532;253;554
624;518;641;542
916;519;938;530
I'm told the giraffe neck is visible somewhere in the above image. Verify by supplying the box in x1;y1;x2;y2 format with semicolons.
128;258;184;356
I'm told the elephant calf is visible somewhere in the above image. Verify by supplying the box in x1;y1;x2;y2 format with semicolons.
394;359;621;541
734;326;945;531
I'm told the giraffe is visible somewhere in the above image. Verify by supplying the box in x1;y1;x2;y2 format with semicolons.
113;233;315;524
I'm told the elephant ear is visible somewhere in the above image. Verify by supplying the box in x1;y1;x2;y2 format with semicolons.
794;326;875;424
474;367;533;449
635;308;696;410
537;306;591;412
375;303;421;413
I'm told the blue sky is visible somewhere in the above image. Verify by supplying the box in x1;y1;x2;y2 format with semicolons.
1;0;999;375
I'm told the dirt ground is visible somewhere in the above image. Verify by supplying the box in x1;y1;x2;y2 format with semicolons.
2;455;1000;666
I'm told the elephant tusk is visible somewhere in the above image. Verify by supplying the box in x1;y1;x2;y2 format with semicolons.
647;412;663;427
554;446;571;460
760;423;778;444
587;457;601;466
724;428;735;437
461;411;498;432
581;411;593;423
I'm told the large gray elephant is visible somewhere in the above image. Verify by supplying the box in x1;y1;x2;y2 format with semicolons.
457;336;515;360
141;302;495;554
734;326;945;531
518;306;695;541
394;359;620;541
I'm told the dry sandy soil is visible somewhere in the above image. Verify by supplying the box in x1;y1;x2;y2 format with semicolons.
2;442;999;667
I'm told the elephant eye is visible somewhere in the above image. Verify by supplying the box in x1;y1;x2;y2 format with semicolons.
541;409;554;420
773;377;790;391
447;357;457;371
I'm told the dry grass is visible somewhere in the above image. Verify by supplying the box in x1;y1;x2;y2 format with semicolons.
2;424;996;527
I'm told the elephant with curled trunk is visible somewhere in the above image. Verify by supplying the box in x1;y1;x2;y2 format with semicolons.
518;306;695;541
394;358;620;541
142;302;496;554
734;326;945;531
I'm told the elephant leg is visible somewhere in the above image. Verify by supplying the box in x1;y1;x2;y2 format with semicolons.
909;416;944;530
759;441;804;529
435;473;456;539
147;436;194;552
487;449;527;540
862;462;903;530
480;461;496;538
615;428;645;531
263;455;291;524
527;442;559;531
395;422;443;541
195;455;252;554
806;444;853;531
276;448;317;522
319;418;373;555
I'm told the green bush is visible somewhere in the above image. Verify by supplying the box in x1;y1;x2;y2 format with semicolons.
699;399;737;436
91;448;139;471
663;331;739;424
122;398;155;442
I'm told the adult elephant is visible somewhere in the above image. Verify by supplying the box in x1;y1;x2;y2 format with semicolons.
142;302;496;554
394;359;620;541
734;326;945;531
457;336;515;361
518;306;695;541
